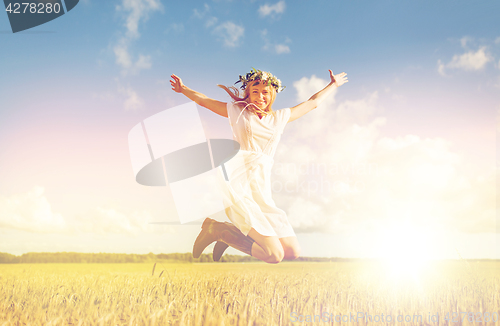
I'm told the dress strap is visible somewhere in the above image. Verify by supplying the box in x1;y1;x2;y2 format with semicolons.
233;101;270;124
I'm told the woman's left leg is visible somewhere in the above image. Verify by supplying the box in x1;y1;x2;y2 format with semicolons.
279;236;301;260
213;234;301;262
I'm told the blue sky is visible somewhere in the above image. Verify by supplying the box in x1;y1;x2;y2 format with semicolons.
0;0;498;259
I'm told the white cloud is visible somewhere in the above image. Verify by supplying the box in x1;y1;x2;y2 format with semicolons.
261;30;291;54
205;16;218;28
437;59;446;76
166;23;184;34
112;0;162;76
259;0;286;17
0;187;174;236
73;208;164;236
460;36;472;48
495;37;500;44
293;74;337;109
0;187;67;233
448;47;491;70
286;197;332;233
275;44;290;54
438;47;492;75
273;76;495;235
193;3;210;19
192;5;243;47
135;54;152;70
193;4;219;29
213;22;244;47
113;40;132;69
75;206;177;236
113;39;152;76
116;0;163;39
118;85;145;111
258;8;292;53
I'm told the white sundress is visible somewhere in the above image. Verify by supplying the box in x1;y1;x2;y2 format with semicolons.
216;102;295;238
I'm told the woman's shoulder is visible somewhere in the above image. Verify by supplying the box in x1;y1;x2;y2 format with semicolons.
273;108;291;124
227;101;246;110
226;101;247;121
274;107;291;116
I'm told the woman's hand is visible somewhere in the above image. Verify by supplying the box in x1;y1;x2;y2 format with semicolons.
329;70;348;87
170;74;184;93
289;69;348;122
168;74;228;117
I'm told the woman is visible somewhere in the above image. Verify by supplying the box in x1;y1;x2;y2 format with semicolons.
170;69;348;264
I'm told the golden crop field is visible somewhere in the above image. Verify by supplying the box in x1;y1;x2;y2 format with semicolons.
0;261;499;325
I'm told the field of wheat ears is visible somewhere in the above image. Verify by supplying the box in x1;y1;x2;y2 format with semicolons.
0;260;499;326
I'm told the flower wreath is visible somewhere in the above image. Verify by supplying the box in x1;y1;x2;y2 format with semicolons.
235;68;285;93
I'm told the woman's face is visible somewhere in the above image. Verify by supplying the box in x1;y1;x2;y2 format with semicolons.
248;81;274;111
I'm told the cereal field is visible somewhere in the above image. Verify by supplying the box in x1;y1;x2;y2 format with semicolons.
0;261;499;325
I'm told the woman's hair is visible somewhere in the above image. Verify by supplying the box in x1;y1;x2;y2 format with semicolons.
217;81;276;117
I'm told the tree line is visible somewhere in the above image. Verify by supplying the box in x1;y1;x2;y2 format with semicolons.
0;252;357;264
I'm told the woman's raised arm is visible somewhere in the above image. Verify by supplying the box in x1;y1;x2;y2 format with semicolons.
288;70;348;123
170;74;228;118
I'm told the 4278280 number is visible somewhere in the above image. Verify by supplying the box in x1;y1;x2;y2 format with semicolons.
5;2;61;14
444;311;498;323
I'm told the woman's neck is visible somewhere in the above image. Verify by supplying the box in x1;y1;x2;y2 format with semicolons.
235;101;272;118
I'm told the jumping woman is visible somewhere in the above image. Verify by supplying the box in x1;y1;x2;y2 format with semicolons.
170;69;348;264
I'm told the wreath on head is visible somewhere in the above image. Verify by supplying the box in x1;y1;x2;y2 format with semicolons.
235;68;285;93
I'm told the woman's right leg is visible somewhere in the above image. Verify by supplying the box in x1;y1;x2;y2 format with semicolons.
195;219;284;264
247;228;284;264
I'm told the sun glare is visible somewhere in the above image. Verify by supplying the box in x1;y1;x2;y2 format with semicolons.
376;221;434;281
